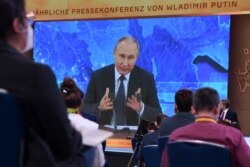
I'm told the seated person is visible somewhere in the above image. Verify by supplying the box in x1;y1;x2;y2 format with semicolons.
218;99;240;129
161;87;250;167
138;114;167;165
159;89;195;136
60;77;105;167
147;121;158;133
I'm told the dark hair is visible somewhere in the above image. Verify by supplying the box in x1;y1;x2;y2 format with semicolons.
175;89;193;112
193;87;219;112
135;120;149;135
60;77;84;108
0;0;26;39
221;99;230;108
147;122;157;131
114;36;140;51
156;113;167;126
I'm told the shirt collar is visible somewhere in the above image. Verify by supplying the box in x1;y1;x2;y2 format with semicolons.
114;66;131;81
223;108;229;112
195;117;217;123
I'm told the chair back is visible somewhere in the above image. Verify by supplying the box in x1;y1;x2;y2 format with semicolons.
82;146;96;167
143;145;160;167
0;92;24;167
167;139;231;167
158;136;169;159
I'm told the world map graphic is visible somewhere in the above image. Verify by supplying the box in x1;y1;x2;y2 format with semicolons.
34;15;230;116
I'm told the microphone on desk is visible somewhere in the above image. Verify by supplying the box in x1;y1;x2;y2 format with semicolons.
109;92;117;131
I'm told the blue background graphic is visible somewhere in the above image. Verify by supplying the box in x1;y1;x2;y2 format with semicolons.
34;15;230;116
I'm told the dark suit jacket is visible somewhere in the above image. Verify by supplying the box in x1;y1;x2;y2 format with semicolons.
83;64;162;125
219;108;239;124
0;39;84;166
159;112;195;136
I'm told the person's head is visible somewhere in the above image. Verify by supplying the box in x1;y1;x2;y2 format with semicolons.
220;99;230;110
60;77;84;109
192;87;220;117
155;113;167;127
113;36;139;75
136;119;149;135
174;89;193;112
147;121;157;132
0;0;32;52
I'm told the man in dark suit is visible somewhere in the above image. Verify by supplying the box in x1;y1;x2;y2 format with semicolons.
0;0;84;166
218;99;240;127
83;36;162;125
159;89;195;136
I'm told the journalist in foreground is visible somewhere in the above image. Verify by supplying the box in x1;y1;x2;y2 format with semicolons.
0;0;85;166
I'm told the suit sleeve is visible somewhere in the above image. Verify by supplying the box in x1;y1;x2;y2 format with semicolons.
82;73;100;117
32;65;82;161
141;74;162;121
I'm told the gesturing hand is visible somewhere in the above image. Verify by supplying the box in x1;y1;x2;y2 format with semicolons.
99;88;113;111
126;88;143;113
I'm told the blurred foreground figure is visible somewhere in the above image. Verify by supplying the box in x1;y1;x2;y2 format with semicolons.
0;0;84;166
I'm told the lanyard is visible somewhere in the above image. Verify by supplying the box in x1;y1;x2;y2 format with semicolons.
195;117;217;123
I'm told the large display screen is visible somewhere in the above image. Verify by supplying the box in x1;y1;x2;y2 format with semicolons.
34;15;230;116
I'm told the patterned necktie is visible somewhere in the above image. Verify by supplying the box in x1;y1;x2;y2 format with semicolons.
115;75;126;125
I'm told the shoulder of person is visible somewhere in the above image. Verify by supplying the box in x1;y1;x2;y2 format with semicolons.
92;64;114;77
160;115;181;126
160;116;172;124
217;122;242;135
12;52;55;80
31;62;56;77
133;66;154;78
169;123;194;137
229;108;237;114
143;131;156;141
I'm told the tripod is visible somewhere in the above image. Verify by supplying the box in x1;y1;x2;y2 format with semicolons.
127;134;143;167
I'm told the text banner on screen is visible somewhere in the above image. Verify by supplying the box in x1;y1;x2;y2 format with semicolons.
26;0;250;21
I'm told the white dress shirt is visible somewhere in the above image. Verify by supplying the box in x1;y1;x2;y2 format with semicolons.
221;108;229;120
113;67;144;119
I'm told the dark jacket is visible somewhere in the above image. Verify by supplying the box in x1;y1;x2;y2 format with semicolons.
159;112;195;136
83;64;162;125
0;39;84;166
218;108;239;124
